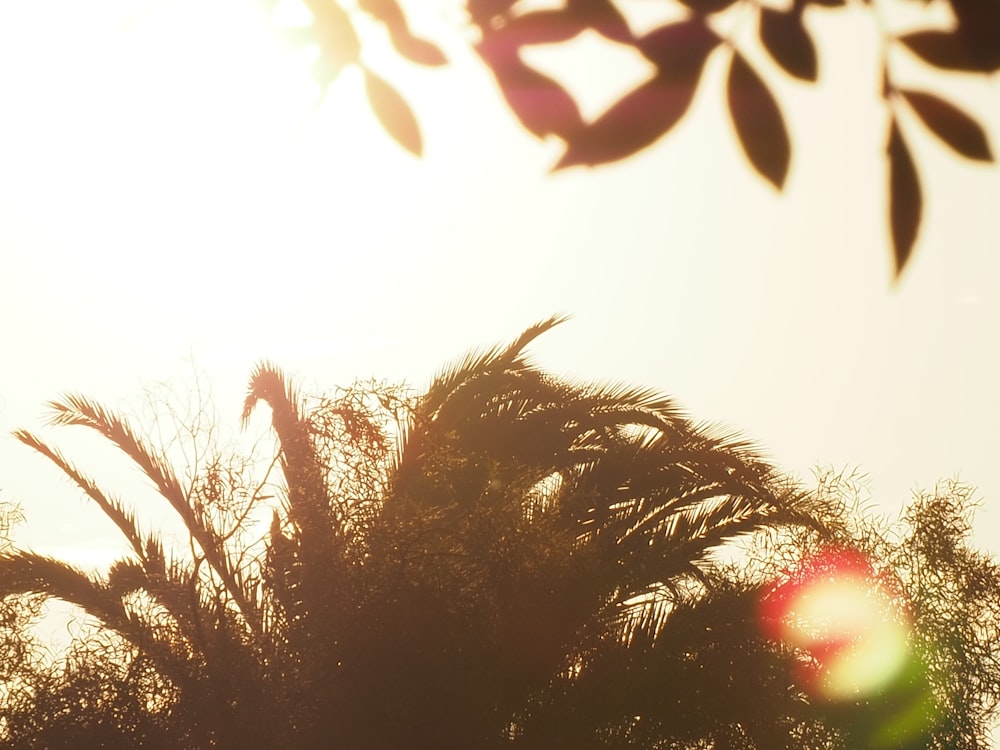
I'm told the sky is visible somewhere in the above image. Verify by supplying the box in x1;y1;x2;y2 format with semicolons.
1;0;999;572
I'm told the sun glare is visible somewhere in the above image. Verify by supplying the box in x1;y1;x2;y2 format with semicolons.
759;548;941;746
0;0;441;360
0;0;424;273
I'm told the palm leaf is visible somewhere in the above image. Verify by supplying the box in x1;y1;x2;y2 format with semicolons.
242;362;350;677
47;395;189;520
43;395;259;635
13;429;150;569
421;315;569;417
242;363;327;534
0;551;206;700
0;552;116;619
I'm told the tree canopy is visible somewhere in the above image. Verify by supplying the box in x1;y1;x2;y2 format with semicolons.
1;321;998;748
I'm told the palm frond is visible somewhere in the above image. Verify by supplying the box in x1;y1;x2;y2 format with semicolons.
242;362;329;539
0;551;112;614
0;551;206;700
107;557;151;594
47;395;190;521
106;556;202;645
241;361;306;429
421;315;568;416
13;429;150;569
242;365;317;498
43;395;259;635
242;362;349;659
574;380;686;427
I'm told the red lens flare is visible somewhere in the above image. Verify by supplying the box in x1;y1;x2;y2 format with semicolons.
759;548;939;747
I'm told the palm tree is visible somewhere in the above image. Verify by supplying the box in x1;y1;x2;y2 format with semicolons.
0;318;834;748
2;403;281;747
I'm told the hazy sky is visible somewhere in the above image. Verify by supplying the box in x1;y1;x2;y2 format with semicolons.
1;0;999;570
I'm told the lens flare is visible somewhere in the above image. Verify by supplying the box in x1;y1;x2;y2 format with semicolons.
759;548;940;747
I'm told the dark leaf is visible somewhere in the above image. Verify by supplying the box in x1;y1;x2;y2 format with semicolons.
887;120;922;277
677;0;739;13
363;68;423;156
467;0;517;25
555;72;698;168
808;0;846;6
759;8;818;82
898;29;998;73
357;0;447;66
501;9;586;45
727;52;791;189
479;38;584;140
557;20;720;168
901;89;993;161
949;0;1000;27
636;17;722;73
567;0;636;43
950;0;1000;70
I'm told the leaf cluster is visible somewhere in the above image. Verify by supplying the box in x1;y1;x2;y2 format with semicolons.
463;0;996;277
243;0;998;280
261;0;446;155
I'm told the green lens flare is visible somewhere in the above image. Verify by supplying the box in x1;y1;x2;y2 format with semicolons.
760;548;942;745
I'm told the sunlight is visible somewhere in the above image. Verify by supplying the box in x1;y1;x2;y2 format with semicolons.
0;0;424;280
0;0;443;371
760;549;913;698
778;572;911;700
759;548;942;746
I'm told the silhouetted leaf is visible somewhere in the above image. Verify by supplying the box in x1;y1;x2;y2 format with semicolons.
901;89;993;162
502;9;586;45
887;120;922;276
358;0;447;66
950;0;1000;71
727;52;791;189
759;8;817;81
557;20;720;168
636;17;722;72
555;72;697;168
568;0;634;44
479;37;584;140
677;0;739;13
363;68;423;156
467;0;517;25
898;29;997;73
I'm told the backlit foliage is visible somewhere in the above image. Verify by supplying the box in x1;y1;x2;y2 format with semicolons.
246;0;997;278
1;324;998;748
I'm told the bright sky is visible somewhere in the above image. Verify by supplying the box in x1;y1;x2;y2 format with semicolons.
1;0;999;573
